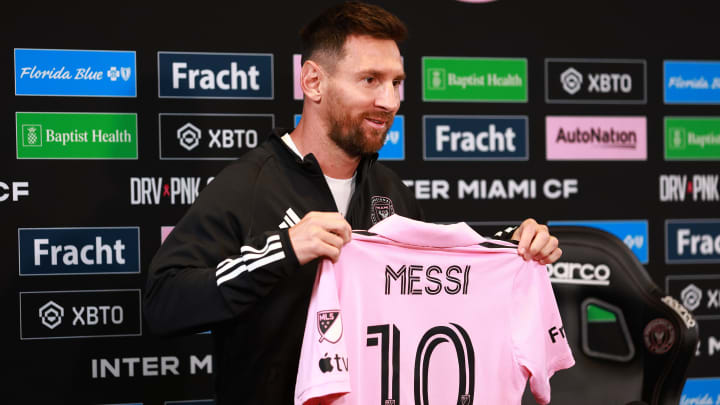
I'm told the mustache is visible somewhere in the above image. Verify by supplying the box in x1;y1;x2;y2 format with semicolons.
363;112;395;122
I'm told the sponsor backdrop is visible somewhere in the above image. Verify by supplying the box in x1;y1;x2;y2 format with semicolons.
3;1;720;404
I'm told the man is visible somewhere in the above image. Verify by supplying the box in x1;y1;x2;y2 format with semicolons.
143;2;561;404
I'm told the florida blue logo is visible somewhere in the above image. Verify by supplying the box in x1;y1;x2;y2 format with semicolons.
548;220;649;264
666;219;720;263
293;114;404;160
665;61;720;103
158;52;273;99
680;378;720;403
14;49;136;97
18;227;140;275
423;115;528;160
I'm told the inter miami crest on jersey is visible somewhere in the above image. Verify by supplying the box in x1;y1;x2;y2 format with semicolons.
317;310;343;344
370;196;395;224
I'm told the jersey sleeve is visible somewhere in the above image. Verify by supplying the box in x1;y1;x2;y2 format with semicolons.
294;259;350;405
143;162;300;336
511;260;575;404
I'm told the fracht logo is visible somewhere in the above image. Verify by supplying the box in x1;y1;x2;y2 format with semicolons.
158;52;273;99
423;115;528;160
666;219;720;264
14;49;136;97
422;57;527;102
18;227;140;276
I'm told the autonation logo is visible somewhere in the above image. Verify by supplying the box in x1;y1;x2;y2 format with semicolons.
14;48;136;97
158;52;273;99
423;115;528;160
546;116;647;160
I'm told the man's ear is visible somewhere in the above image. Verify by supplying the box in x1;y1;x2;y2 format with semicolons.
301;60;325;102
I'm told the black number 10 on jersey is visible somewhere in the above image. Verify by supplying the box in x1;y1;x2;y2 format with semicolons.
366;323;475;405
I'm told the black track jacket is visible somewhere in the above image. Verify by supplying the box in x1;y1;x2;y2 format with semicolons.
144;129;424;404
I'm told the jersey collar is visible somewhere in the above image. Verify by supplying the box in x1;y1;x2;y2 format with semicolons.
368;214;486;248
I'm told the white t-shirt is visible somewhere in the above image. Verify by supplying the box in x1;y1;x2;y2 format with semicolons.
281;133;356;217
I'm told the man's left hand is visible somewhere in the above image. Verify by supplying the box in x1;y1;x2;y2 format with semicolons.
511;218;561;265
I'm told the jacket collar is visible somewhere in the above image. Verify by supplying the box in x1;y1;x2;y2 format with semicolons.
268;128;378;183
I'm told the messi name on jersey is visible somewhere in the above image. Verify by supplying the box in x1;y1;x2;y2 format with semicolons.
384;264;471;295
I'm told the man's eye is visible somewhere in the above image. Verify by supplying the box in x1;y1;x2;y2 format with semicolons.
393;80;403;87
364;77;375;84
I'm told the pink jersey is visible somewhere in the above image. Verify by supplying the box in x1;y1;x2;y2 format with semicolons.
294;215;574;405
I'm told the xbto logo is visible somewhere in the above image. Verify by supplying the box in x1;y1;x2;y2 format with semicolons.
39;300;64;329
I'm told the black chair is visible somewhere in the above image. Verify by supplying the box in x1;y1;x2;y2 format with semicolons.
521;226;699;405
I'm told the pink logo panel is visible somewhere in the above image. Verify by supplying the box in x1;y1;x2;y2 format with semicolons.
293;54;404;101
293;54;303;100
546;116;647;160
161;226;174;244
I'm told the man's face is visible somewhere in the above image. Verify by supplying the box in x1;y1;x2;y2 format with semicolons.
323;35;404;157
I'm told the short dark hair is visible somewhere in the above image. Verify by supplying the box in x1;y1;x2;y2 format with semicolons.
300;1;408;67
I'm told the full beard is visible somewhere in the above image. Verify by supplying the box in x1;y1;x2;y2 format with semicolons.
328;110;394;158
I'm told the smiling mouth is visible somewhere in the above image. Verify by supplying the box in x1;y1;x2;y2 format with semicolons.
365;117;388;128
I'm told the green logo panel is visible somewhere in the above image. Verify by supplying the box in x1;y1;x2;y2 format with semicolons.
422;57;527;102
16;112;138;159
665;117;720;160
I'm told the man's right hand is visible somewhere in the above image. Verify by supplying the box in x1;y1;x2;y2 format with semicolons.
288;211;352;265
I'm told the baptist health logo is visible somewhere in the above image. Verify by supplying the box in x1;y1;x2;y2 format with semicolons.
16;112;138;159
22;124;42;147
427;68;447;90
39;301;64;329
560;68;582;95
14;49;136;97
665;117;720;160
423;57;527;102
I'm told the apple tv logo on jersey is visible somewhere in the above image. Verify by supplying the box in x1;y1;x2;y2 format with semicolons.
318;353;348;373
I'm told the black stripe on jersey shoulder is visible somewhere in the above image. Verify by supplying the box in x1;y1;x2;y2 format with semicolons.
353;230;377;236
479;240;518;249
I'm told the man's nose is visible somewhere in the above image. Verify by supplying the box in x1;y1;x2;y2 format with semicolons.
374;81;401;112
